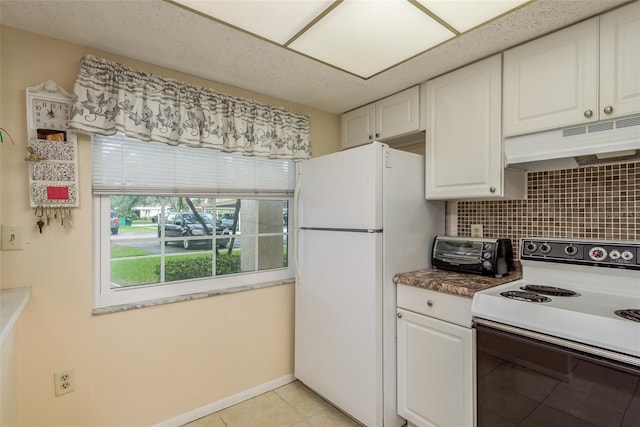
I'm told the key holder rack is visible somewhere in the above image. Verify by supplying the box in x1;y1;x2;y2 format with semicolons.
26;81;78;233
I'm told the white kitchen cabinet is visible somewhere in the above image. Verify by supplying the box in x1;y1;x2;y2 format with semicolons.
341;86;421;149
599;2;640;120
425;54;526;200
396;285;475;427
503;1;640;136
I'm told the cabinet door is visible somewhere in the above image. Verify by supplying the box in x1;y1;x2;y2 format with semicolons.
341;103;375;149
397;308;475;427
600;2;640;119
375;86;420;139
425;55;503;199
503;18;598;136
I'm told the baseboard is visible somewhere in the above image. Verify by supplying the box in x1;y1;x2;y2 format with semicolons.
153;373;296;427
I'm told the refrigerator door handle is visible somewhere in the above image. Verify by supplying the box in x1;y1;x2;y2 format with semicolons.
294;164;302;227
294;166;302;284
294;228;302;284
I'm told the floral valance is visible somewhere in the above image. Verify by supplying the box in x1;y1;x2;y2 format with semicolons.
69;55;311;159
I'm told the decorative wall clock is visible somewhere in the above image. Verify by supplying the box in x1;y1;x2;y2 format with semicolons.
25;80;79;210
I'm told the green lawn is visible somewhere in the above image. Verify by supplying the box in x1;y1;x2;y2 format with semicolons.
116;225;157;234
111;256;161;286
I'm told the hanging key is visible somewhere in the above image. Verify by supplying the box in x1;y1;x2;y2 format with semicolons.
35;206;45;234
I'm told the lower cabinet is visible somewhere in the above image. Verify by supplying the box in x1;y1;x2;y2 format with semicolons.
397;302;475;427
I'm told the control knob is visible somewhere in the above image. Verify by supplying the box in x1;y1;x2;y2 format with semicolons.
609;250;621;260
589;246;608;261
540;243;552;254
564;245;578;256
621;251;634;261
482;260;492;270
525;242;537;253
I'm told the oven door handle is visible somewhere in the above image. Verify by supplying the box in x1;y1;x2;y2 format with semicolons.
474;318;640;372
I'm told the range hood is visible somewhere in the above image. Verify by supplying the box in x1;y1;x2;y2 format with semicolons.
505;115;640;171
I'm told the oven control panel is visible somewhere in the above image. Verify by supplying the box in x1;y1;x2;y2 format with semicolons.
521;238;640;270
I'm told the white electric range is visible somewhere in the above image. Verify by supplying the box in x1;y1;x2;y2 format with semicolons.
472;238;640;365
472;238;640;426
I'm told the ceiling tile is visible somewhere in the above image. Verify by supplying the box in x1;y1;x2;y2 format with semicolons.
175;0;334;44
288;0;455;78
417;0;530;33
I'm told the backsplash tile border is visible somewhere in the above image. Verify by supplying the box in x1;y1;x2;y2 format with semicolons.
457;162;639;259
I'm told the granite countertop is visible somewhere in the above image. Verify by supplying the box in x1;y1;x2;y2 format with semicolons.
393;263;522;298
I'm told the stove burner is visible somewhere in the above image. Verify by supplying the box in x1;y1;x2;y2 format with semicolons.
520;285;580;297
615;309;640;323
500;290;551;303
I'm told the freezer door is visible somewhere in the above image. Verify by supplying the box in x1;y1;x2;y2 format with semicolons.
295;229;383;426
296;142;383;230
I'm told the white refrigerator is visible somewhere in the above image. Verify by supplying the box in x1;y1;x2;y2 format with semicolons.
294;142;445;426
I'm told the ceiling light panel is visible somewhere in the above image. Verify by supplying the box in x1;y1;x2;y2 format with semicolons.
417;0;529;33
174;0;334;44
289;0;455;78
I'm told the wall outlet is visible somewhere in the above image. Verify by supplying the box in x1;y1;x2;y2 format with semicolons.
471;224;483;238
54;370;75;396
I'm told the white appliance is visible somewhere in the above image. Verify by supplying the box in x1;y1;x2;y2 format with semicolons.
472;238;640;425
294;142;445;427
504;114;640;171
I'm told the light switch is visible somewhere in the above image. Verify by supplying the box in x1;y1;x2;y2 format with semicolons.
1;225;25;251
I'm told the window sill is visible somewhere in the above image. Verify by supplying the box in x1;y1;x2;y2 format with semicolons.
92;279;294;316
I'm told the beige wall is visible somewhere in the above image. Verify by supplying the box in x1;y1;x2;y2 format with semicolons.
1;327;19;426
0;26;339;425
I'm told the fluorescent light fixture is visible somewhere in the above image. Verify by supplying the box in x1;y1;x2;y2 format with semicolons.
174;0;334;43
417;0;529;32
172;0;531;78
288;0;455;77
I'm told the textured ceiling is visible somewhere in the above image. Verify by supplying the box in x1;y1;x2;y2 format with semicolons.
0;0;632;114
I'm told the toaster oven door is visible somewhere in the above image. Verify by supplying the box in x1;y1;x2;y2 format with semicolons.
432;239;484;274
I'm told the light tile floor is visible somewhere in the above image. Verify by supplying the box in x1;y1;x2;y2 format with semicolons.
184;380;362;427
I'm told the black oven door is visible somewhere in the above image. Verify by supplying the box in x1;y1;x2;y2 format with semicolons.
475;322;640;427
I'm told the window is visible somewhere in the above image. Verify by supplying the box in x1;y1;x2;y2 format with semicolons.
93;134;295;309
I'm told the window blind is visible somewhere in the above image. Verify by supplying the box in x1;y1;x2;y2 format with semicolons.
92;133;296;195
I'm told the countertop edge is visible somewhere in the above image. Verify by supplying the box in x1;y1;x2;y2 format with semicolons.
394;264;523;298
0;287;32;347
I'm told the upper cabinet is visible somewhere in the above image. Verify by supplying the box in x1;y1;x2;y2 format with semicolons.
425;54;526;200
503;2;640;136
599;2;640;120
341;86;421;149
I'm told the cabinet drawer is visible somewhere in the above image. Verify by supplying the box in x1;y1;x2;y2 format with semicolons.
397;284;472;327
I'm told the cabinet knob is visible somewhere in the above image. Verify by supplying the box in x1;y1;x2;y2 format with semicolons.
375;133;380;138
397;312;403;318
603;106;613;114
489;186;496;193
583;110;593;118
368;135;374;140
427;300;433;307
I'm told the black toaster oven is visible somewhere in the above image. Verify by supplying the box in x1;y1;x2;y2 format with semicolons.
431;236;513;277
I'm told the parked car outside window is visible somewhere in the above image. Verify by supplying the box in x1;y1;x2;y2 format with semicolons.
110;210;119;235
219;213;236;229
159;212;230;249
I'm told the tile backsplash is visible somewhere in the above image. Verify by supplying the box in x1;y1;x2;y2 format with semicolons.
457;162;639;258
